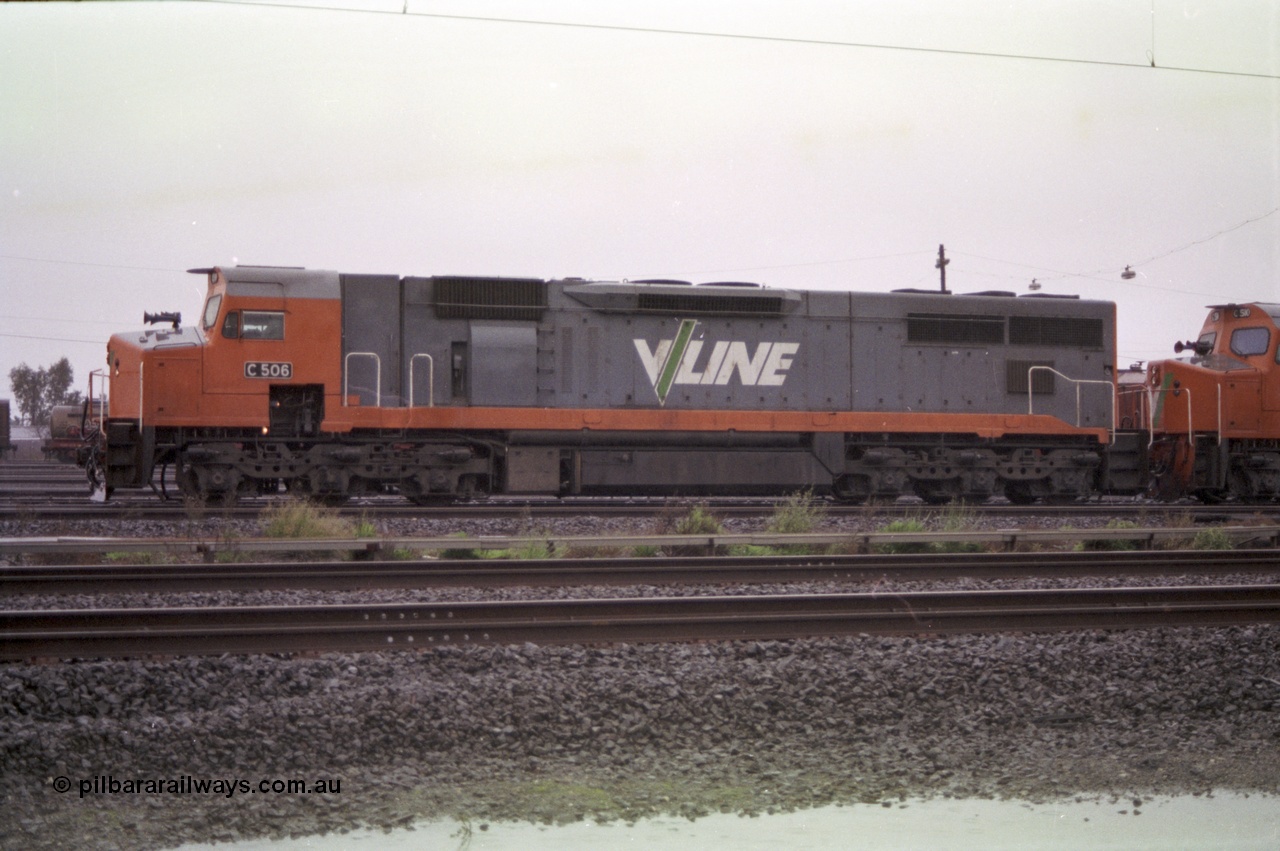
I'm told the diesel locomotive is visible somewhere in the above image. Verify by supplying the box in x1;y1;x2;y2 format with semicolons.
80;263;1280;504
1140;303;1280;502
83;265;1131;504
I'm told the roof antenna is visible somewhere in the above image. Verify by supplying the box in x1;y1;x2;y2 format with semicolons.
936;244;950;293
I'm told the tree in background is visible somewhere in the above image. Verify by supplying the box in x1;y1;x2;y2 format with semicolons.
8;359;83;429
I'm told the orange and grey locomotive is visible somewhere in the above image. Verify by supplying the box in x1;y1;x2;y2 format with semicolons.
84;265;1125;504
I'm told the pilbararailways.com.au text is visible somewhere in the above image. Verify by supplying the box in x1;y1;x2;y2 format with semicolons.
52;775;342;798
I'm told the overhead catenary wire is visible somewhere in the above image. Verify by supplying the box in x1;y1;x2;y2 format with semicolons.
951;206;1280;294
191;0;1280;81
6;204;1276;301
0;254;182;274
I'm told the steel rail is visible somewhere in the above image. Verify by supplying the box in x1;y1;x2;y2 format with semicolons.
5;549;1280;596
3;585;1280;660
8;525;1280;563
3;491;1280;523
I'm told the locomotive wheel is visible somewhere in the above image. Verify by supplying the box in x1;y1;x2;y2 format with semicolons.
1001;482;1037;505
177;463;240;506
912;482;957;505
284;478;310;497
400;473;445;505
831;474;871;505
288;477;349;506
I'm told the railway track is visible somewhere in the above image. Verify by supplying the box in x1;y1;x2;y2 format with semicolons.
6;459;1280;522
5;549;1280;596
3;584;1279;660
3;492;1279;524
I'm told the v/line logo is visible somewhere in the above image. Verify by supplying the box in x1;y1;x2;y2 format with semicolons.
634;319;800;405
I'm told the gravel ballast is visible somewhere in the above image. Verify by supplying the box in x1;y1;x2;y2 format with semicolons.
3;509;1280;849
4;626;1280;850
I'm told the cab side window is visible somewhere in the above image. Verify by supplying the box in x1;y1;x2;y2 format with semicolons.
222;311;285;340
1230;327;1269;357
202;294;223;331
242;311;285;340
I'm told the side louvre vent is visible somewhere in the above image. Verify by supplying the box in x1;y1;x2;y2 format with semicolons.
1009;315;1103;348
1007;359;1056;395
636;292;785;316
906;313;1004;345
433;277;547;320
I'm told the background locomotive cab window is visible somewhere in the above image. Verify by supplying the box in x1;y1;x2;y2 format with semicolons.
1230;327;1269;357
202;294;222;331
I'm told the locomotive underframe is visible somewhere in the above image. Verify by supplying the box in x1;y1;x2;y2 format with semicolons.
90;418;1108;505
836;434;1103;504
1158;435;1280;502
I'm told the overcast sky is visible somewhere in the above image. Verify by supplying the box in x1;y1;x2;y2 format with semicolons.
3;0;1278;409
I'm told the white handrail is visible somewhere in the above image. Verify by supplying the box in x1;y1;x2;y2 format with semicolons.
343;352;381;407
88;369;109;429
1217;383;1223;445
1185;388;1194;444
1026;365;1116;442
408;354;434;407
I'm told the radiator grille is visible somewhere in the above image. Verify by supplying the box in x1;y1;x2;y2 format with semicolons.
906;313;1005;345
433;277;547;320
1009;315;1103;348
636;292;785;316
1007;359;1056;395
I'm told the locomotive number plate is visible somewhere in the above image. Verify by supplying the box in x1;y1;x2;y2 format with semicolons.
244;361;293;379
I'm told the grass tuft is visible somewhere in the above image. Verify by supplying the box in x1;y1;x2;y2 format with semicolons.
260;499;356;539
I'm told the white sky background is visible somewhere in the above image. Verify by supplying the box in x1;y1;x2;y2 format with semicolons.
2;0;1279;406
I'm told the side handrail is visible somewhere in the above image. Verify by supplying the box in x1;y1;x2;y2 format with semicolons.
1146;382;1218;447
1186;388;1194;444
1027;366;1116;442
408;354;434;408
87;369;109;432
1217;384;1223;445
343;352;381;408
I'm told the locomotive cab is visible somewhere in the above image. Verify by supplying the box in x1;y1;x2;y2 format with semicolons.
92;267;344;495
192;268;340;437
1146;302;1280;499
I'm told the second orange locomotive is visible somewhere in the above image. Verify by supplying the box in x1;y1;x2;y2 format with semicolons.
1139;302;1280;501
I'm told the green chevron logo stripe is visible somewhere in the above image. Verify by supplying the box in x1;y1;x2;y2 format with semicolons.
654;319;697;404
1153;370;1173;426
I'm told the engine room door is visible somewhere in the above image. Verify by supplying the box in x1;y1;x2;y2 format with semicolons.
468;322;537;407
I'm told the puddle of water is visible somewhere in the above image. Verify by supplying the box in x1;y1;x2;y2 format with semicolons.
177;793;1280;850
